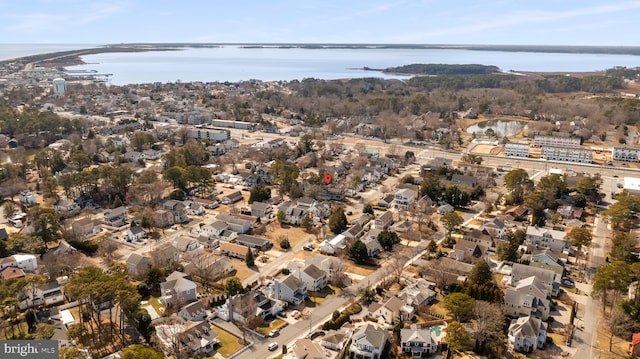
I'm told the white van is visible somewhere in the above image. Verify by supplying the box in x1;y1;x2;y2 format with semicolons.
268;342;278;351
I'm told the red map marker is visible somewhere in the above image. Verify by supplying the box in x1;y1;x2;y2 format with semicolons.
324;174;332;184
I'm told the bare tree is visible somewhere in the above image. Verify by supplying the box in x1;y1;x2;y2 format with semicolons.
471;301;505;353
389;252;409;284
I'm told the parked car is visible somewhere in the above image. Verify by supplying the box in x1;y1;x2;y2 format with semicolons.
303;245;314;251
268;329;280;337
268;342;278;351
561;278;575;288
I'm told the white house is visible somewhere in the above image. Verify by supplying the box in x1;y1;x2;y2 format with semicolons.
180;301;207;322
394;188;417;210
271;275;307;305
510;264;560;297
370;296;413;325
508;315;547;353
525;226;567;251
124;226;147;242
349;324;388;359
505;276;551;321
294;264;328;292
401;324;438;357
0;254;38;272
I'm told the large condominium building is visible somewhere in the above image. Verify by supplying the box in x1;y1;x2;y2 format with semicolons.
533;135;580;148
189;128;230;142
504;143;530;157
541;146;592;163
612;147;640;162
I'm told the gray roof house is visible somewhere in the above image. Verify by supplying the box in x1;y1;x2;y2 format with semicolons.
508;315;547;353
160;271;198;306
126;253;152;278
349;324;388;359
401;324;438;357
271;274;307;305
505;276;551;321
235;234;271;251
510;263;560;297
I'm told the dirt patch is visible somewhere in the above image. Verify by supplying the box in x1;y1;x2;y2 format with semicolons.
344;261;377;277
263;222;313;248
470;144;498;155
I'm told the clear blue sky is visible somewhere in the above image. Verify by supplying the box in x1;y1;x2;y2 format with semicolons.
0;0;638;46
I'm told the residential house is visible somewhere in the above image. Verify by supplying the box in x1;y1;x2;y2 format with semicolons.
124;226;147;242
510;263;560;297
278;202;308;226
525;226;567;251
308;201;332;222
200;220;229;238
178;320;219;357
19;190;37;207
319;234;347;255
437;204;454;215
216;213;252;234
163;200;190;224
54;199;81;218
452;239;487;264
0;267;25;280
398;278;437;308
153;209;174;228
221;291;283;323
305;255;344;284
0;254;38;272
219;242;253;260
343;223;364;240
401;324;438;357
19;280;65;310
395;188;417;210
480;217;508;239
450;174;478;188
221;191;244;205
152;242;181;268
235;234;271;251
271;274;307;305
556;205;583;220
463;229;495;249
288;338;328;359
180;301;207;322
529;250;565;276
294;264;328;292
297;197;317;209
374;211;394;230
508;316;547;353
72;217;103;240
185;256;234;283
349;324;388;359
173;237;200;252
377;194;395;208
184;201;205;216
362;234;383;257
250;201;272;220
370;296;412;325
160;271;198;306
321;330;349;351
505;276;552;321
102;206;128;228
506;205;529;219
125;253;152;278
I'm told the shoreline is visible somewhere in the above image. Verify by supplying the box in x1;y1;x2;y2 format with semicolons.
0;46;179;67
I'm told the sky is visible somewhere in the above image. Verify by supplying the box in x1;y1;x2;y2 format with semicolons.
0;0;639;46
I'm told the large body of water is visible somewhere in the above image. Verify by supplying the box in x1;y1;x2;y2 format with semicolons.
2;44;640;85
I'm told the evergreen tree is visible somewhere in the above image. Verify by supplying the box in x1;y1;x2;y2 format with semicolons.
245;247;255;267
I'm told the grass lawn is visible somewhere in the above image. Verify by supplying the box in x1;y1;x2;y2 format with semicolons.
264;224;311;248
227;258;258;282
547;332;565;346
211;326;244;358
428;300;449;319
344;261;377;277
256;319;286;335
148;296;166;317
